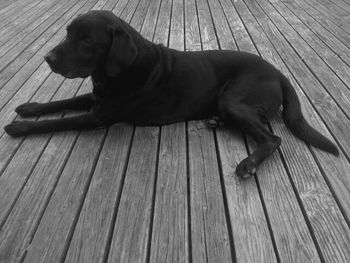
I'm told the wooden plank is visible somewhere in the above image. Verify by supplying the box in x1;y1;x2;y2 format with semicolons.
0;0;93;113
298;0;350;35
278;0;350;66
217;0;256;53
0;77;85;263
105;127;158;263
271;115;350;263
63;124;133;263
223;1;323;262
0;0;46;34
303;0;350;31
230;1;350;262
214;0;322;262
184;0;201;52
0;0;96;139
330;0;350;11
103;1;161;262
185;3;232;261
239;0;350;156
0;71;63;206
149;0;189;262
237;0;350;227
0;0;74;57
216;128;278;263
0;0;84;69
255;0;350;113
0;1;110;262
0;64;53;135
263;0;350;87
290;0;350;49
129;0;151;32
23;127;107;263
207;0;278;262
140;0;161;42
153;0;172;45
0;0;61;43
149;123;188;263
187;120;233;263
0;0;41;26
64;1;153;262
196;0;218;50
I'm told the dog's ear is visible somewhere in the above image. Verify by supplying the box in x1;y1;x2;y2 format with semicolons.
106;26;138;77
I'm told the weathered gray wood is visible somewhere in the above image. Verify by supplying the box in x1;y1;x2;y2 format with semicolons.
0;0;88;70
185;1;233;261
230;1;324;262
232;1;350;262
0;78;86;263
185;8;231;262
264;0;350;86
106;126;159;263
0;0;112;262
0;0;95;111
0;0;75;57
289;0;350;48
0;1;349;263
277;0;350;66
329;0;350;12
0;0;61;43
271;115;350;263
208;0;278;262
300;0;350;33
188;121;233;263
150;122;188;263
23;128;106;263
64;1;152;262
153;0;172;45
238;0;350;217
104;1;167;262
216;127;278;263
64;123;133;263
0;72;65;226
149;0;189;262
254;0;350;113
239;0;350;156
0;0;41;26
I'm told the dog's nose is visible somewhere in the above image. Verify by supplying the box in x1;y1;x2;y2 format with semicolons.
44;52;57;66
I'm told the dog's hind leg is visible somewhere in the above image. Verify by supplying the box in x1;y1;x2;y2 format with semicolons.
15;93;95;117
218;91;281;178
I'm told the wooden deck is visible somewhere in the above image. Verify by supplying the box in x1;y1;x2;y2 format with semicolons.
0;0;350;262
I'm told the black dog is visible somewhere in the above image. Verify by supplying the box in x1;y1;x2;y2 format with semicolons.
5;11;339;178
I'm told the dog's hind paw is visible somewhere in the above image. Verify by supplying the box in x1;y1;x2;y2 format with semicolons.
236;158;257;179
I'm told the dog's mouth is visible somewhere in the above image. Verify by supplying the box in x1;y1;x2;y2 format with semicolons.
61;70;91;79
44;52;92;79
46;63;91;79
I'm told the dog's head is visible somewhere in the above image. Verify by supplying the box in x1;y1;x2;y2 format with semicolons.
44;11;138;79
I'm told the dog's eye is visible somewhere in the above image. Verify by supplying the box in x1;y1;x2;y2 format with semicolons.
81;38;92;45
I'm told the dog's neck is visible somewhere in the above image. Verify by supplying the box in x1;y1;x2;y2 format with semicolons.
91;42;171;99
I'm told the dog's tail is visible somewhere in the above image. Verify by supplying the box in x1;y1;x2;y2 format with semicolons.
280;74;339;156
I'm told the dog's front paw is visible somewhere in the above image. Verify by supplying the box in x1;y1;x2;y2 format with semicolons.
4;121;32;137
15;102;41;117
236;157;257;179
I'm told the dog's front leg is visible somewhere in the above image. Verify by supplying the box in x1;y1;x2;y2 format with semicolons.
4;112;105;137
15;93;95;117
